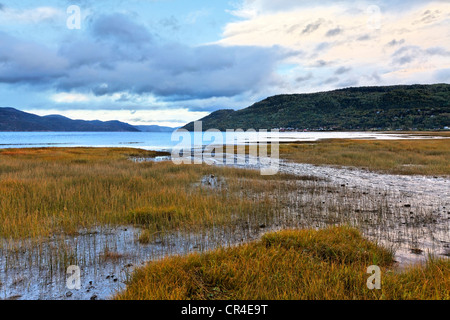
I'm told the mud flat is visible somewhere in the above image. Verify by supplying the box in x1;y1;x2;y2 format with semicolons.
278;160;449;264
208;153;449;265
0;225;263;300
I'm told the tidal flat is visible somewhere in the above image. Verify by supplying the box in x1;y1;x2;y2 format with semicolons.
0;139;449;300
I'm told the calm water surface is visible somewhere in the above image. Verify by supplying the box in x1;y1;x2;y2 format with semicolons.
0;131;440;150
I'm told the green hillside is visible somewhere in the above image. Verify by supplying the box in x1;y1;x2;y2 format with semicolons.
183;84;450;131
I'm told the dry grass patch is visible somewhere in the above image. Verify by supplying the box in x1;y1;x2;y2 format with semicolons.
115;226;449;300
279;139;450;176
0;147;296;239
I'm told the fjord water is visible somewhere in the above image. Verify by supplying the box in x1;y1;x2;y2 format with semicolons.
0;131;436;150
0;132;176;150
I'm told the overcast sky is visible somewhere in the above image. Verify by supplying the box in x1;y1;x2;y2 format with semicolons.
0;0;449;127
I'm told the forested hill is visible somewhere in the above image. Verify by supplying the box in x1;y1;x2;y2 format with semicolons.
182;84;450;131
0;108;139;132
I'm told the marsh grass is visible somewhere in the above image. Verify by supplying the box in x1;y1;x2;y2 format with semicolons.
0;146;444;261
115;226;449;300
0;147;297;239
0;146;447;299
278;139;450;175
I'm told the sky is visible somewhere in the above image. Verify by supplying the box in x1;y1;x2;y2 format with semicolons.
0;0;449;127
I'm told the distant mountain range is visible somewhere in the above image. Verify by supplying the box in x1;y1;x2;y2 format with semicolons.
0;108;176;132
133;125;177;132
183;84;450;131
3;84;449;133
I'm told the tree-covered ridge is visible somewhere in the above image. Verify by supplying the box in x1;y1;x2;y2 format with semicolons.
183;84;450;131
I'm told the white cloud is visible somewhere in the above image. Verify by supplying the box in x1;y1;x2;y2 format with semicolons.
219;1;450;91
0;6;63;24
25;108;209;127
51;93;91;103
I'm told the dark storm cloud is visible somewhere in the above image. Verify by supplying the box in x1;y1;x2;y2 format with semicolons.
56;43;287;99
0;13;289;101
0;32;68;84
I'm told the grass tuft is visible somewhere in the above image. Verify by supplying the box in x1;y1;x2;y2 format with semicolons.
115;227;449;300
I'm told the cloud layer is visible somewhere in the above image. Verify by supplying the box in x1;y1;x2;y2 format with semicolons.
0;1;449;126
1;12;288;100
221;0;450;92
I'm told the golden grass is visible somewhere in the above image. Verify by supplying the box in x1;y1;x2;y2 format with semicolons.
278;139;450;176
115;226;449;300
0;147;297;239
1;147;448;300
